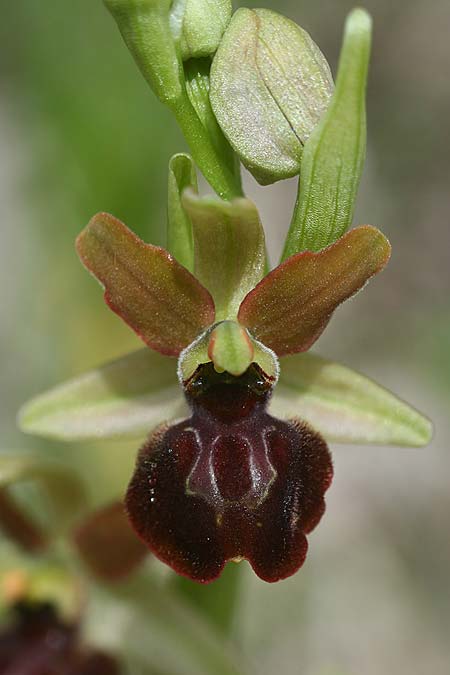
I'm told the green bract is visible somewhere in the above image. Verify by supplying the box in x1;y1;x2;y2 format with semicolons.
283;8;372;257
210;8;333;184
170;0;232;61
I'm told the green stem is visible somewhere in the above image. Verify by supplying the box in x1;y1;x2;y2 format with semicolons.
172;562;242;637
171;93;243;200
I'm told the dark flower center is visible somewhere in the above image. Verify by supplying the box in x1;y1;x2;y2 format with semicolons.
186;362;272;422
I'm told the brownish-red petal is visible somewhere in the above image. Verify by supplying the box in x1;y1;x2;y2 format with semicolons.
76;213;215;356
73;501;147;582
238;225;391;355
0;488;46;553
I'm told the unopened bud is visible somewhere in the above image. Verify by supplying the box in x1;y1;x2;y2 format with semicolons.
210;8;334;185
104;0;183;104
170;0;232;61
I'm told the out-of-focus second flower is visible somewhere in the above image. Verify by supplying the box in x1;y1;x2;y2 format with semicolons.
0;566;120;675
0;601;120;675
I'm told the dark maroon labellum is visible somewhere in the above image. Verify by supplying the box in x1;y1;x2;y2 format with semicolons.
126;363;333;583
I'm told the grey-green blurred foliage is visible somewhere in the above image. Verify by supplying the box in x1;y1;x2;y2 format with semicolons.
1;1;449;674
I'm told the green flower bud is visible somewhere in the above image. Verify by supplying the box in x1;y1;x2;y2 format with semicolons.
170;0;232;61
104;0;183;104
210;8;334;185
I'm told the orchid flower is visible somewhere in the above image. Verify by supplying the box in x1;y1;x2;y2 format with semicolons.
18;5;432;584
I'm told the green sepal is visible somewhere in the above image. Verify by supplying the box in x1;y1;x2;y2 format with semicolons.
104;0;183;105
271;353;433;446
210;8;333;185
18;349;186;442
167;153;197;271
183;189;266;321
170;0;232;61
0;454;86;545
282;9;372;257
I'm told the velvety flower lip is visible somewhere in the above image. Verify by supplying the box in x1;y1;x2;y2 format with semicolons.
126;363;333;583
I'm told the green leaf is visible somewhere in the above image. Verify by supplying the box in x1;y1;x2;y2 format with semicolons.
18;348;187;442
104;0;183;105
0;454;86;546
167;153;197;271
170;0;232;61
183;190;266;321
210;8;333;185
239;226;391;356
76;212;215;356
282;9;372;257
271;353;433;446
208;321;254;377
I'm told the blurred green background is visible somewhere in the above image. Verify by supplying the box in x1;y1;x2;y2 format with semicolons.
1;1;449;673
